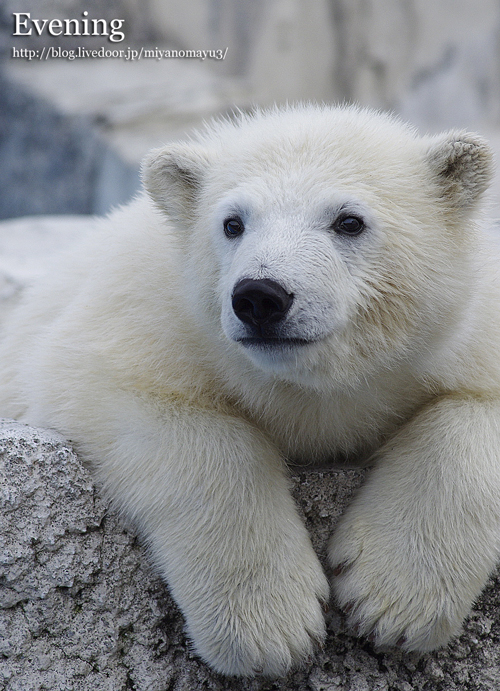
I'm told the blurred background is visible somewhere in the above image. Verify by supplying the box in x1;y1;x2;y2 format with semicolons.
1;0;500;220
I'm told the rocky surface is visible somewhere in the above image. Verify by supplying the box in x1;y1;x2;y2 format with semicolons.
2;418;500;691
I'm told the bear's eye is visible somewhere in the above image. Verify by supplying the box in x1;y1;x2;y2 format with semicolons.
223;216;245;238
333;215;365;236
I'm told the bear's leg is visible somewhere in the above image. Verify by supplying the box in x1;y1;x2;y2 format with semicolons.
89;395;328;677
329;395;500;651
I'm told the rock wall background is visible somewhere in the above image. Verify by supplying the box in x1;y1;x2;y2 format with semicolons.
1;0;500;217
3;0;500;127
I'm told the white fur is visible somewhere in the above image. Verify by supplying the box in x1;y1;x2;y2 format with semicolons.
1;104;499;676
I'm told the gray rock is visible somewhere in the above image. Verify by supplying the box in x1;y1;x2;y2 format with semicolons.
0;71;139;220
2;418;500;690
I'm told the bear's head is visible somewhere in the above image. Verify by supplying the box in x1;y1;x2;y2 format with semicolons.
142;105;493;389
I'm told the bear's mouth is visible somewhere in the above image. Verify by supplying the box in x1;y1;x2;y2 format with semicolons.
237;337;313;348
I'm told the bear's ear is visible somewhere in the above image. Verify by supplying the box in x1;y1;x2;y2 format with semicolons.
425;131;494;210
141;144;211;223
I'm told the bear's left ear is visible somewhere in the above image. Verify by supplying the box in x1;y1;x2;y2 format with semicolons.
141;143;211;223
425;131;494;210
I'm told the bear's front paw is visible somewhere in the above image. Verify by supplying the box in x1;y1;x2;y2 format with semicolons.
328;516;479;652
185;556;329;677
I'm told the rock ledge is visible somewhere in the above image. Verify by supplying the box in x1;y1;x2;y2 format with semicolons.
1;419;500;690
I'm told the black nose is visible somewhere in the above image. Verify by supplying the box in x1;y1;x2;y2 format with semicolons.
232;278;293;327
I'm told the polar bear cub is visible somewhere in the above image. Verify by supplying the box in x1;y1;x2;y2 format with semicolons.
0;104;499;677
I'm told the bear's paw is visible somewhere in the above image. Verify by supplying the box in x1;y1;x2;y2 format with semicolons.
329;514;478;652
185;557;329;677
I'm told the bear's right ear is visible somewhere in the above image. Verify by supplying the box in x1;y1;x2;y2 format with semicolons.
425;131;494;211
141;144;211;223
